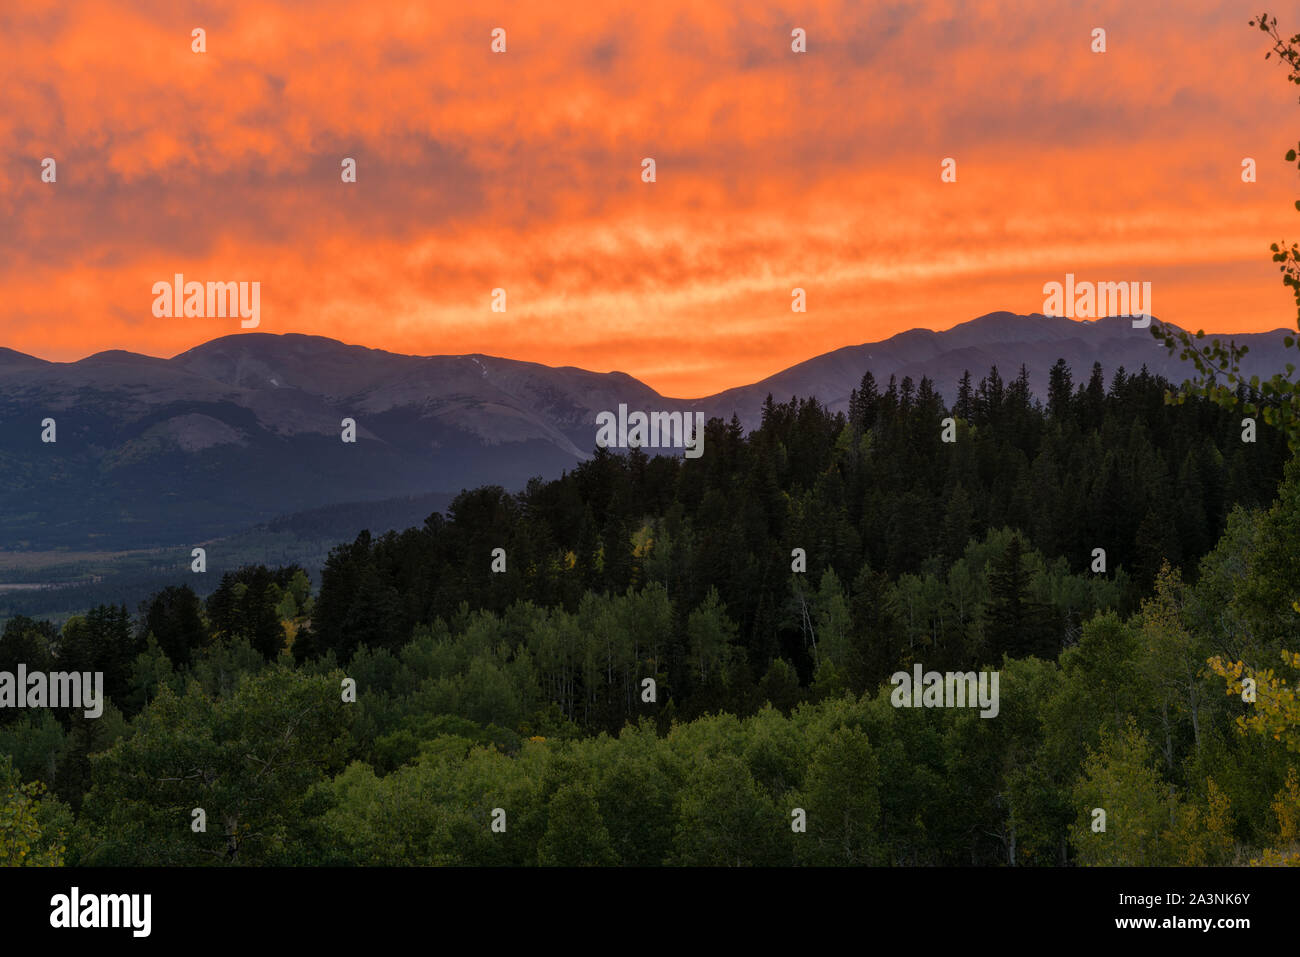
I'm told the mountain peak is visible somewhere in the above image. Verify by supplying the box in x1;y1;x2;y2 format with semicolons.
77;349;172;368
0;347;47;369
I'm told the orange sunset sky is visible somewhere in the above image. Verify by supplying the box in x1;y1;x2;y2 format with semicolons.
2;0;1298;397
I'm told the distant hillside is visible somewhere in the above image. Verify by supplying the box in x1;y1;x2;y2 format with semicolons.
0;314;1291;549
690;313;1295;430
0;490;456;627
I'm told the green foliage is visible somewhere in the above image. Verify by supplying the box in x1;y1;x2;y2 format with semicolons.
0;754;67;866
793;725;880;865
538;783;617;866
71;667;353;865
1072;720;1177;866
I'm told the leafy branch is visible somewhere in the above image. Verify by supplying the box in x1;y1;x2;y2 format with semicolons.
1151;13;1300;449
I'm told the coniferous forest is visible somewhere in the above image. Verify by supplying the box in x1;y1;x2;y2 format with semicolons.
4;360;1299;867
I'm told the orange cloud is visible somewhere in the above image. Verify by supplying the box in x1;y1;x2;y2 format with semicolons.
1;0;1296;396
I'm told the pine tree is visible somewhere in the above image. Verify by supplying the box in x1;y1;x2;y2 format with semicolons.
1047;358;1073;420
854;372;880;429
985;535;1055;660
138;585;206;668
955;370;974;420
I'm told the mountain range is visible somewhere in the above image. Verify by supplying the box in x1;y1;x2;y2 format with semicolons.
0;311;1293;552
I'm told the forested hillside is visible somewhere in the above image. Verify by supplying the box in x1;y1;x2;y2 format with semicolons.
2;360;1298;866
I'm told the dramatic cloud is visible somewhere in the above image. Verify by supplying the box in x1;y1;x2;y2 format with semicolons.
1;0;1295;395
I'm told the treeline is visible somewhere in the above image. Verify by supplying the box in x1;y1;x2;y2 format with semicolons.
1;359;1297;866
299;362;1285;691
